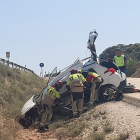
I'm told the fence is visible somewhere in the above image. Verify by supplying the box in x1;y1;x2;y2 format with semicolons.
0;58;34;74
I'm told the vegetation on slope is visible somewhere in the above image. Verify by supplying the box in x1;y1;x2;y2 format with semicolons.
0;63;47;140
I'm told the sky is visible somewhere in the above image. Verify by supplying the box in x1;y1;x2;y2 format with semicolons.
0;0;140;76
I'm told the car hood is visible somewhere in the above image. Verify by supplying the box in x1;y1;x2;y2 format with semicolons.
21;95;36;115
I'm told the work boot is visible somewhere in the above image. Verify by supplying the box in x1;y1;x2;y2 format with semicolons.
32;121;40;129
87;101;94;108
94;100;99;104
78;109;83;116
83;106;87;111
44;120;51;128
72;112;78;118
38;127;47;133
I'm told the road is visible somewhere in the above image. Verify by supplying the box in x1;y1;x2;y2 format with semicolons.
127;77;140;88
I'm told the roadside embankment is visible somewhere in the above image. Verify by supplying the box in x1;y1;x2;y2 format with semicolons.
15;101;140;140
0;63;47;140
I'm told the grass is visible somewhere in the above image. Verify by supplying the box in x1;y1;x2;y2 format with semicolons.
68;121;87;137
103;125;114;134
89;132;105;140
103;120;114;134
117;132;129;140
49;120;65;130
102;116;107;119
50;119;87;139
85;116;91;121
0;63;47;140
93;125;98;131
99;110;107;115
93;112;100;118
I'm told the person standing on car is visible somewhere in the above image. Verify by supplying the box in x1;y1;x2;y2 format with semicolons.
114;48;127;74
87;30;98;61
87;30;98;53
86;69;102;106
40;80;64;130
66;69;87;117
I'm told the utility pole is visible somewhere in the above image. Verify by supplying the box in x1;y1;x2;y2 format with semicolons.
6;52;10;66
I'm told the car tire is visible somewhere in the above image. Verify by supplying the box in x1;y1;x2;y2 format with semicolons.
99;85;119;102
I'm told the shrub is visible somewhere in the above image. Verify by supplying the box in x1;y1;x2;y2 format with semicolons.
49;120;65;130
93;125;98;131
103;120;114;134
93;113;100;118
99;110;107;115
118;132;129;140
127;57;138;77
68;122;87;137
89;132;105;140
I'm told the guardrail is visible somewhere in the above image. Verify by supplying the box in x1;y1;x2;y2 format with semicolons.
0;58;34;74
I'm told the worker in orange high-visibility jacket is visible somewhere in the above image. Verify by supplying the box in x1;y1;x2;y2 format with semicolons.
86;69;102;106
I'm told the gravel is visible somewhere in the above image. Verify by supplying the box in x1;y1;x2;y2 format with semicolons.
15;101;140;140
96;101;140;140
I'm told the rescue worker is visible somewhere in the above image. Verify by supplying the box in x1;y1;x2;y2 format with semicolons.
87;30;98;52
40;80;64;130
87;30;98;61
86;69;102;106
114;48;127;74
66;69;87;117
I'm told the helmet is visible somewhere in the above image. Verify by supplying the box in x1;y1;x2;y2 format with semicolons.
115;47;121;51
56;80;63;88
71;68;77;74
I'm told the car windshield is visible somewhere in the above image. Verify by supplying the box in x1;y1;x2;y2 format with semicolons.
82;58;95;68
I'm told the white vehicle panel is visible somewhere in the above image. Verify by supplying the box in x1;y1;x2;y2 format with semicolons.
109;72;122;87
21;95;36;115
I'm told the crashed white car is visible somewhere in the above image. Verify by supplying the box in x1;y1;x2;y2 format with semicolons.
20;55;126;127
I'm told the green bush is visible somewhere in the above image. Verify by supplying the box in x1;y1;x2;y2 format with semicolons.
127;58;138;77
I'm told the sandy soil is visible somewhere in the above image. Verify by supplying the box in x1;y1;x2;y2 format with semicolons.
15;78;140;140
15;101;140;140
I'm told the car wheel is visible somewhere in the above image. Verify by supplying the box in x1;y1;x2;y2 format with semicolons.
21;107;39;128
99;85;119;102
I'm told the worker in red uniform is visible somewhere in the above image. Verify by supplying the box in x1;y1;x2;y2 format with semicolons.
86;69;102;106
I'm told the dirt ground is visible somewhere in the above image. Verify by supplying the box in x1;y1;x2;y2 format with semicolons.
15;101;140;140
15;78;140;140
